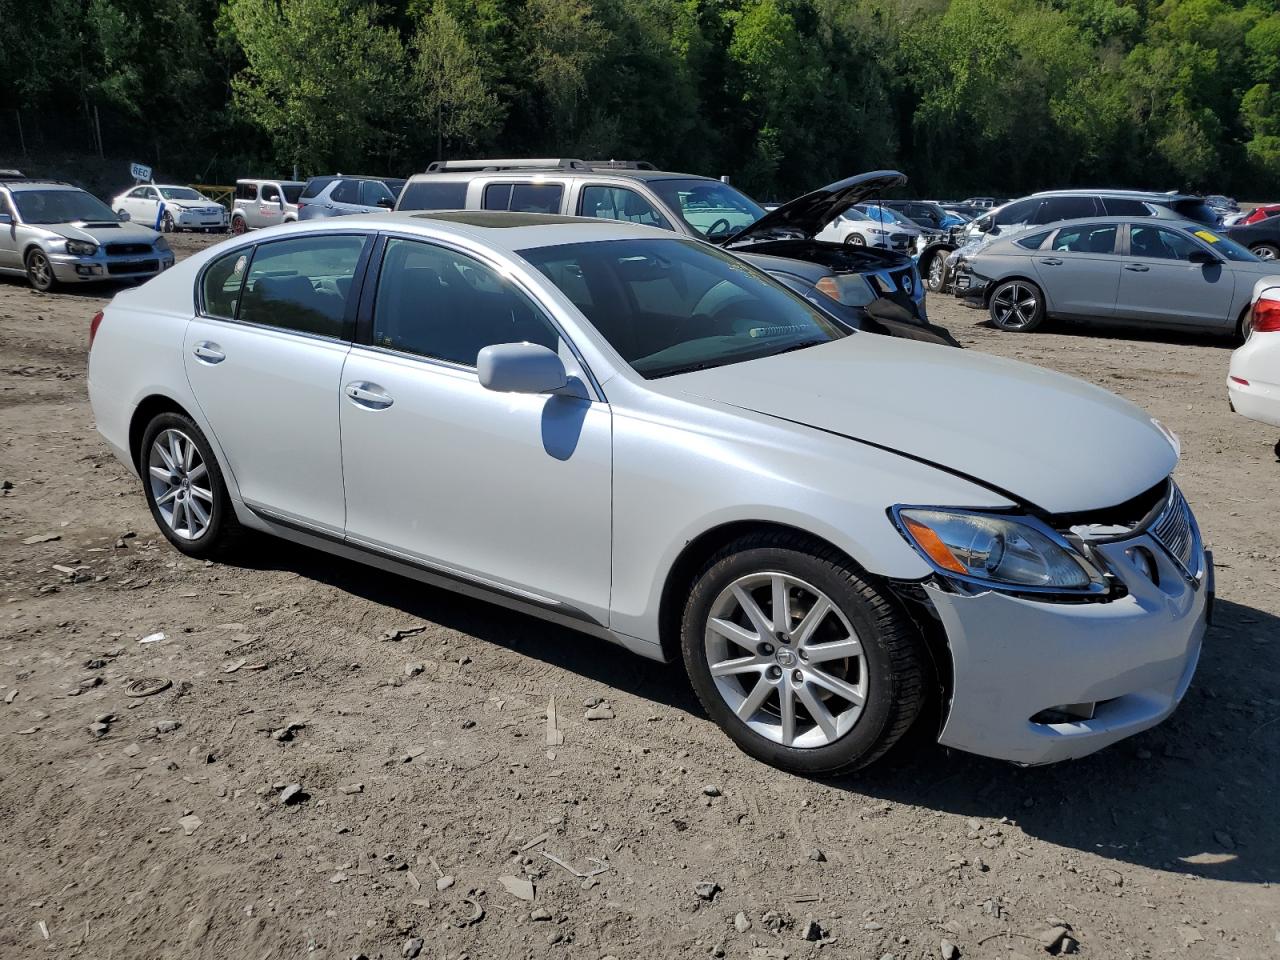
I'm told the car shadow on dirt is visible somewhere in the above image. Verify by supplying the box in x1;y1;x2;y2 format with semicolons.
231;538;1276;884
971;317;1240;348
842;597;1279;885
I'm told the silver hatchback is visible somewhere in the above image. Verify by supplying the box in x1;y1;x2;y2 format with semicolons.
0;178;173;291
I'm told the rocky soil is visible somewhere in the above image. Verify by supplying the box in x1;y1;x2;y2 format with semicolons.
1;233;1277;959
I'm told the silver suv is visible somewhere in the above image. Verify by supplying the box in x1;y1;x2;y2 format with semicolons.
230;178;305;234
0;178;174;291
297;175;405;220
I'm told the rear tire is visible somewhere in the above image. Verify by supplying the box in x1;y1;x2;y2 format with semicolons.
988;279;1045;332
140;412;244;560
680;531;927;776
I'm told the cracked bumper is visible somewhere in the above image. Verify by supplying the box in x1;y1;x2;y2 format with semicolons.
929;538;1209;765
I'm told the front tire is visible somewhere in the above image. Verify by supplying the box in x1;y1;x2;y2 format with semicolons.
231;216;247;235
161;212;176;233
1251;242;1280;261
681;532;927;776
25;249;56;292
140;412;243;559
988;279;1045;332
924;251;947;292
844;233;866;247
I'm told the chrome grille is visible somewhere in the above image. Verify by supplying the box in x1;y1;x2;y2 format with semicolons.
1150;484;1196;571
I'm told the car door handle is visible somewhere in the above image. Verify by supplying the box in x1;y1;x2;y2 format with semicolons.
192;341;225;364
345;381;394;409
1038;257;1063;266
1124;263;1150;272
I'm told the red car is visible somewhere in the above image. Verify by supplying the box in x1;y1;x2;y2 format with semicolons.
1238;204;1280;225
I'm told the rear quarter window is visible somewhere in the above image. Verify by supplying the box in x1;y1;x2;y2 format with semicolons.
397;180;468;211
1013;230;1052;250
301;178;335;200
201;249;251;319
1168;199;1220;225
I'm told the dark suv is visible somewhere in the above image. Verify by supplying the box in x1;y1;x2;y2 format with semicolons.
297;175;407;221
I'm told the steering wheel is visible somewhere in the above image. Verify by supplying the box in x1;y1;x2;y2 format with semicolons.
705;218;732;240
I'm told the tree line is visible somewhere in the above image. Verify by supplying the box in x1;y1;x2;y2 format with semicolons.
2;0;1279;200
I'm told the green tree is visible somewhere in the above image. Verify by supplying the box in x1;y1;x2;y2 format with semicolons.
412;0;504;158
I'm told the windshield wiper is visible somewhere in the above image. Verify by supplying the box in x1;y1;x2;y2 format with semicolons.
770;339;830;356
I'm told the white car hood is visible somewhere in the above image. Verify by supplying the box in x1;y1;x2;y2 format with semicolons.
661;335;1177;514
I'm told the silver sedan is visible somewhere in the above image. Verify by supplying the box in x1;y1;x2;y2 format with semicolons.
87;212;1207;773
953;216;1280;336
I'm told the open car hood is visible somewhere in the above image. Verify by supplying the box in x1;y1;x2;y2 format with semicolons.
724;170;907;247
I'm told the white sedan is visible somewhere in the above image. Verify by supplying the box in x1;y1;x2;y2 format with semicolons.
1229;277;1280;458
87;212;1208;773
111;184;229;233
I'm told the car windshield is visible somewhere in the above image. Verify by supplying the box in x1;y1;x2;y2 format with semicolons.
159;187;204;201
1183;227;1258;262
12;188;117;224
860;205;906;225
646;178;766;242
519;238;847;379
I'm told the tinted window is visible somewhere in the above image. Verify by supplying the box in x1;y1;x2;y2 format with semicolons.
1032;196;1100;224
1168;199;1219;225
372;238;560;366
282;184;304;203
260;184;281;203
579;185;671;229
301;177;336;200
1050;223;1117;254
1102;197;1150;217
1013;230;1052;250
331;179;359;204
236;183;258;201
992;199;1037;226
483;182;563;214
359;180;393;206
1130;225;1201;260
201;248;251;320
397;180;467;211
520;238;846;379
239;235;366;338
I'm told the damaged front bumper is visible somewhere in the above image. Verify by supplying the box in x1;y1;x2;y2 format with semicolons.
923;531;1209;766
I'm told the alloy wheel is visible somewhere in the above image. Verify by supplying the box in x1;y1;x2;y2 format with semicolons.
703;572;867;748
26;251;53;290
928;254;945;290
991;282;1039;329
1253;244;1278;261
147;429;214;540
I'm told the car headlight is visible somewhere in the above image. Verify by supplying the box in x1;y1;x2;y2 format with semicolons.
893;507;1106;593
154;237;170;252
65;239;97;256
868;228;889;235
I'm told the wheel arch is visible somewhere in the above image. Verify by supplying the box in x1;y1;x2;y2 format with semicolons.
128;394;195;472
656;517;953;737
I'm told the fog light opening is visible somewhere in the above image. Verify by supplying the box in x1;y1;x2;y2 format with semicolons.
1030;702;1096;725
1127;546;1159;586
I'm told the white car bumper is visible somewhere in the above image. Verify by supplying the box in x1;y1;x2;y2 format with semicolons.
929;527;1209;765
1228;332;1280;428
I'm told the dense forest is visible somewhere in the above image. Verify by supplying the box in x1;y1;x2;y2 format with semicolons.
3;0;1280;200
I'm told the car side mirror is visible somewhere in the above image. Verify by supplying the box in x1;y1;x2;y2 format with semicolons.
477;343;568;394
117;210;131;222
1189;249;1220;265
377;196;395;209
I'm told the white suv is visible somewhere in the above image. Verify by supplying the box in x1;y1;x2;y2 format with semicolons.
230;179;305;233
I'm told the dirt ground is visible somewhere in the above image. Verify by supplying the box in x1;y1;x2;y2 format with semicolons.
1;232;1278;960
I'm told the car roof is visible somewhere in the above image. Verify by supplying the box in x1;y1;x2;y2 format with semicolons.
237;178;305;186
237;209;677;253
1001;215;1209;236
406;166;716;185
1026;188;1202;202
3;180;78;191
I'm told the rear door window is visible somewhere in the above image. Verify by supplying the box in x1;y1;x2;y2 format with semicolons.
397;180;467;211
238;235;367;338
1102;197;1150;217
201;248;252;320
1050;223;1118;254
1031;196;1100;224
483;182;563;214
331;180;360;205
236;183;258;201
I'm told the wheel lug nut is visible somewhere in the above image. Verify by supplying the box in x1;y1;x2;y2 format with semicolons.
776;631;788;643
767;666;782;680
798;649;808;660
791;669;803;684
758;642;774;657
